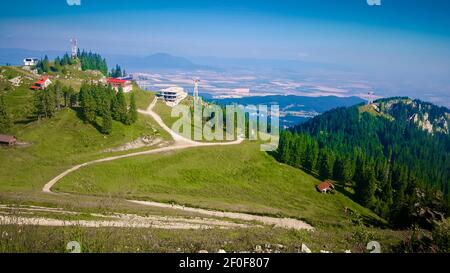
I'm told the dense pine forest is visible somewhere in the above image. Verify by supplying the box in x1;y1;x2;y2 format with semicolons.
277;98;450;229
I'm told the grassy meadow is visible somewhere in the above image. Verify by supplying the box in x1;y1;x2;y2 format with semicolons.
153;97;238;142
56;141;385;229
0;223;408;253
0;70;171;192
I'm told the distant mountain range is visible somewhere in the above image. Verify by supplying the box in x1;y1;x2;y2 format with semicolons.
211;95;365;127
0;48;214;71
0;48;349;74
190;56;353;74
104;52;216;71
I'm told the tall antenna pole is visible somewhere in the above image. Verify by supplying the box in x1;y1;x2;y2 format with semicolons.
70;38;78;58
367;91;375;105
193;78;200;101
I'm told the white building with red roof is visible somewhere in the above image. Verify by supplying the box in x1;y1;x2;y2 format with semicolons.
31;76;52;90
107;78;133;93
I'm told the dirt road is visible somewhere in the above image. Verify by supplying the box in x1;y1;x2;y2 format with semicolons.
0;205;250;230
43;97;243;193
41;98;314;231
130;200;314;231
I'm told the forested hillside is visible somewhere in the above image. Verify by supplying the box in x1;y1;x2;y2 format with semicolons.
277;97;450;229
35;50;109;76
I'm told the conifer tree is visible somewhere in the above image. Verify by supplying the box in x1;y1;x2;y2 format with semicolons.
127;92;138;124
79;85;96;123
304;140;318;172
114;88;128;123
318;149;333;180
101;108;112;135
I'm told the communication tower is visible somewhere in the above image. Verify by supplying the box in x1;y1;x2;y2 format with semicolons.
193;78;201;101
366;91;375;105
70;38;78;58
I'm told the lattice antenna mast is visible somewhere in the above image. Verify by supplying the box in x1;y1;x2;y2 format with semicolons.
367;91;375;105
193;78;200;101
70;38;78;58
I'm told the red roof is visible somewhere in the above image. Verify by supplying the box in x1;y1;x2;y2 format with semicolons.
0;134;16;144
317;181;335;192
35;76;49;85
107;78;127;84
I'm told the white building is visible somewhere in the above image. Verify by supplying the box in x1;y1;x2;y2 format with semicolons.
31;76;52;90
157;87;188;106
23;58;39;66
107;78;133;93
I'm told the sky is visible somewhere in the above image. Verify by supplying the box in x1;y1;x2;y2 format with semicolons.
1;0;450;105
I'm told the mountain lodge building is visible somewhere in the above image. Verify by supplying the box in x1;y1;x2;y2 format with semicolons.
31;76;52;90
107;78;133;93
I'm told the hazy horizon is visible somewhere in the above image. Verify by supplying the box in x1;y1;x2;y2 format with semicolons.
1;0;450;106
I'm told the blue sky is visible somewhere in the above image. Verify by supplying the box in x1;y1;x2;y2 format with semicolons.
1;0;449;56
1;0;450;105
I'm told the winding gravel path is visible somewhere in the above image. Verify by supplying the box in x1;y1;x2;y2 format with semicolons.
43;97;243;193
41;97;314;231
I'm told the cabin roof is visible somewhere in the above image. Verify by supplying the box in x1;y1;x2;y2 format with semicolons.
107;78;128;84
0;134;16;143
317;181;335;192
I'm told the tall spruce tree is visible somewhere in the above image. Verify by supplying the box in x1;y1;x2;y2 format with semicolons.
127;92;138;124
355;160;377;208
318;149;333;180
79;84;96;123
114;88;128;123
304;140;319;172
333;156;346;181
101;108;113;135
34;88;56;120
53;81;63;111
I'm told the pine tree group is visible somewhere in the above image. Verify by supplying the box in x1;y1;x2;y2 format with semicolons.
78;83;138;134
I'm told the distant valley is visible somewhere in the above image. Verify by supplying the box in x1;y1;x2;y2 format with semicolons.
211;95;365;127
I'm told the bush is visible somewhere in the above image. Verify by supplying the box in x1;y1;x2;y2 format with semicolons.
394;219;450;253
432;218;450;253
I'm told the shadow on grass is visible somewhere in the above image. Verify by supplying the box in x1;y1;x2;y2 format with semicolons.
73;106;103;134
14;117;36;125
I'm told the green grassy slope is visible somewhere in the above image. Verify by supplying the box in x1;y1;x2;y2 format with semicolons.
1;67;39;124
0;67;172;192
0;109;167;192
56;141;385;228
